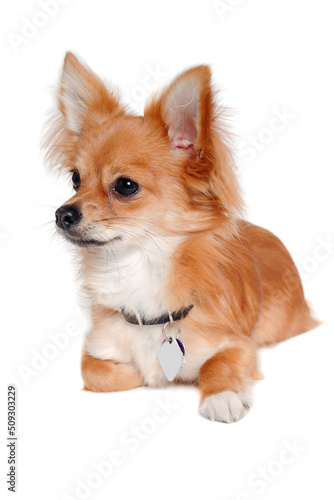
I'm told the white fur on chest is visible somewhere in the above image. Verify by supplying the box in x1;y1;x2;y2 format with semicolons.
84;237;180;320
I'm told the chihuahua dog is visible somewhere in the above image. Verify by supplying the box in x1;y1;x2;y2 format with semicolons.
44;53;318;422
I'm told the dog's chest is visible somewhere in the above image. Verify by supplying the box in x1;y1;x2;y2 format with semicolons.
85;244;170;318
82;240;223;386
85;314;223;387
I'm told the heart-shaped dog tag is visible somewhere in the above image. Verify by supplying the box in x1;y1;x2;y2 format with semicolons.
157;335;186;381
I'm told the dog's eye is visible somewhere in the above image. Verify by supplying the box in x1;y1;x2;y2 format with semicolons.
72;171;81;190
114;178;139;197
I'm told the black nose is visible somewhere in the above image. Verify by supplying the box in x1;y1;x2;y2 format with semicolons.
55;205;82;230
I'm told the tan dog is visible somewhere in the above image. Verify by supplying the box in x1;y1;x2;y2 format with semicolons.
44;53;318;422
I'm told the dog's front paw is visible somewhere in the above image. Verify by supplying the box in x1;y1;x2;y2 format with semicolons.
199;390;252;423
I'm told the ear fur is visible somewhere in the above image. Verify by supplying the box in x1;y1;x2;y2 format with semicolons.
145;65;244;219
59;52;120;133
43;52;122;171
145;65;213;154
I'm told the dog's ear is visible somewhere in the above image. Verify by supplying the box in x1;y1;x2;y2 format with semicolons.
145;65;214;157
145;66;244;219
58;52;121;133
43;52;123;170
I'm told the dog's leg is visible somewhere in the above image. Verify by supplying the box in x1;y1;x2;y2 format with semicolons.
81;351;144;392
199;341;259;423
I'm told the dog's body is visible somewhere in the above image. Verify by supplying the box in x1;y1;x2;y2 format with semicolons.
45;53;318;422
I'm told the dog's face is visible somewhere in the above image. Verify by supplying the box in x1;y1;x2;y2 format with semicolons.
55;114;184;247
46;53;242;248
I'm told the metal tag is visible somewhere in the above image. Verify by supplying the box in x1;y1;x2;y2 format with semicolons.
157;335;186;381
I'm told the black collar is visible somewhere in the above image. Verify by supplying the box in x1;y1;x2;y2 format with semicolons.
122;304;194;326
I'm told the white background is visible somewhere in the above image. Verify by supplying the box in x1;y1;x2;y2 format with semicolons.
1;1;334;499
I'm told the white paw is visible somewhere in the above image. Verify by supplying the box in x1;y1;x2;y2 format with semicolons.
199;390;252;423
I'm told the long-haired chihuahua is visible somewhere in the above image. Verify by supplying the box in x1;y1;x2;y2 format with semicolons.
43;53;318;422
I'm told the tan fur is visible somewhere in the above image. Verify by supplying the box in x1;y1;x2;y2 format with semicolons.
199;342;259;402
44;53;319;417
81;352;143;392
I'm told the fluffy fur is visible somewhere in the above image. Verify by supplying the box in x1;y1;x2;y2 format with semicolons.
44;53;319;422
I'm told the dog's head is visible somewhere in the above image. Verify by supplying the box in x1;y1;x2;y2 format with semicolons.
44;53;242;248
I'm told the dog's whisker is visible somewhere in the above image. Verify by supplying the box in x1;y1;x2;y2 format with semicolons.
30;220;56;233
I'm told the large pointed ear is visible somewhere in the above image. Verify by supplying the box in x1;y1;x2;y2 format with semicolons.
43;52;123;171
58;52;121;134
144;65;244;218
145;65;214;156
